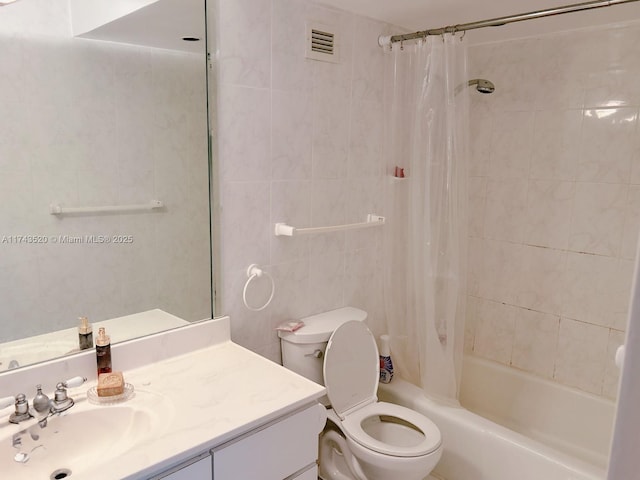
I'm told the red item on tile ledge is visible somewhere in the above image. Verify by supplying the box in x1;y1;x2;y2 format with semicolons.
394;166;405;178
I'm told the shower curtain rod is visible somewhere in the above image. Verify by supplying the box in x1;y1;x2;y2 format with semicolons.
379;0;640;45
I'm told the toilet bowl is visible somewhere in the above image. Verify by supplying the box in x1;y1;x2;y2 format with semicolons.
279;308;442;480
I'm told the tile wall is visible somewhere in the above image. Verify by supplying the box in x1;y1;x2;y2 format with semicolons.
0;0;211;341
216;0;392;360
465;22;640;398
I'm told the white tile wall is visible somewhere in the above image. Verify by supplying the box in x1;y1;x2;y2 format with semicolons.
466;22;640;398
217;0;391;361
0;1;211;341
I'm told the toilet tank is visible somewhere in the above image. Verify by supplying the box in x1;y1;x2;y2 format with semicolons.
278;307;367;388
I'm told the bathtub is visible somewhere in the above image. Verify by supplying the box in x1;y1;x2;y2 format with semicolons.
378;356;613;480
459;355;615;468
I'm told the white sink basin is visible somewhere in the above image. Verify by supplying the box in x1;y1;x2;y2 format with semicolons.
0;390;172;479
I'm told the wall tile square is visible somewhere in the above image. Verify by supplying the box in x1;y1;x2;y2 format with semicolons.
218;0;271;88
483;178;528;243
523;180;574;249
530;110;581;181
271;0;314;93
512;309;560;378
562;252;620;328
555;317;608;394
218;85;271;181
488;111;534;179
568;182;627;257
271;90;313;180
477;239;523;306
516;246;566;315
578;107;638;183
473;298;516;365
348;99;384;179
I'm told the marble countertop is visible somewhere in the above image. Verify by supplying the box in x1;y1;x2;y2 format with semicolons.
0;318;326;479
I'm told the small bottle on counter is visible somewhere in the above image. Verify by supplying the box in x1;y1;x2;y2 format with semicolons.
379;334;394;384
78;316;93;350
96;327;112;375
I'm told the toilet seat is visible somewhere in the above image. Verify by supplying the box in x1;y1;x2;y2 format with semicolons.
341;402;442;457
323;321;442;458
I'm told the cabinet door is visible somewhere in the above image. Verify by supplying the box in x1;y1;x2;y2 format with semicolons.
154;455;212;480
212;404;325;480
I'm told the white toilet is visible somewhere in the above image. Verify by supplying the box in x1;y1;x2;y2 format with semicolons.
279;307;442;480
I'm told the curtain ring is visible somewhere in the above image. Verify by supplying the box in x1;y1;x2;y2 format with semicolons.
460;30;467;41
400;40;404;51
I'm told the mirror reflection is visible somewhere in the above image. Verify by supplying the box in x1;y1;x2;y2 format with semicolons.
0;0;214;371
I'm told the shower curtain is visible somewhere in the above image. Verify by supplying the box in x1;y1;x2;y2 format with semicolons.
382;34;469;401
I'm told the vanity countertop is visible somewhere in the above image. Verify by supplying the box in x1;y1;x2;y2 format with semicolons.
0;318;326;480
114;341;325;479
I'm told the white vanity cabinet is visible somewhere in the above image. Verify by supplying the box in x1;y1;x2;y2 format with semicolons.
212;403;325;480
151;403;325;480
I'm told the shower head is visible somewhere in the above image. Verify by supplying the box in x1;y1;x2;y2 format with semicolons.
468;78;495;94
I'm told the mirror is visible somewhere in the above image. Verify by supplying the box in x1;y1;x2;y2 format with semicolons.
0;0;216;371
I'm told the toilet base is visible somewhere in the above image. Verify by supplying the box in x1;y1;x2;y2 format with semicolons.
319;427;362;480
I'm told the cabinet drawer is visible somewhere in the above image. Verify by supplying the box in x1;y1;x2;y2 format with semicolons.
212;403;325;480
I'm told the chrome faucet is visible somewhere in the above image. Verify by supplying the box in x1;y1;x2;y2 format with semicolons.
49;376;87;414
32;385;51;415
1;376;87;425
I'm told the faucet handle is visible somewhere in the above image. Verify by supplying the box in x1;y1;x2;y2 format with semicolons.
62;376;87;389
50;376;87;414
9;394;33;424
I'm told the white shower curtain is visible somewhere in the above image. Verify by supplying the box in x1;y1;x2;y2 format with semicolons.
383;34;469;401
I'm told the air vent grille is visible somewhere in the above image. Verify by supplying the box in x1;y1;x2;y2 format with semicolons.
306;22;339;64
311;29;334;55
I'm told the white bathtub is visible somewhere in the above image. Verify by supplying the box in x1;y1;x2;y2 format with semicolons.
378;367;610;480
459;355;616;469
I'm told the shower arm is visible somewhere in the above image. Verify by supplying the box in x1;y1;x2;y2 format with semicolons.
379;0;640;46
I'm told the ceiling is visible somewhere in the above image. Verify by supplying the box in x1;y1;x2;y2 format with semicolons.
77;0;205;53
69;0;640;51
318;0;640;43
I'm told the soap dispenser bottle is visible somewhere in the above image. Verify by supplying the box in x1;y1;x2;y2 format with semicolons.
78;316;93;350
96;327;112;375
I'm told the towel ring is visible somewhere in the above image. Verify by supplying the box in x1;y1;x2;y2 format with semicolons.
242;264;275;311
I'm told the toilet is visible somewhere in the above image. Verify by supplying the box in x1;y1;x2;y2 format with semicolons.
279;307;442;480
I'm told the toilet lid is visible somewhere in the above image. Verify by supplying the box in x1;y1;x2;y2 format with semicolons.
323;320;379;417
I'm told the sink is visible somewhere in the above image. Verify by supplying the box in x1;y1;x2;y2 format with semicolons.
0;389;173;479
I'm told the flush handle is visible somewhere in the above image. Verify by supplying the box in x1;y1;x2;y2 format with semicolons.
305;349;323;359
